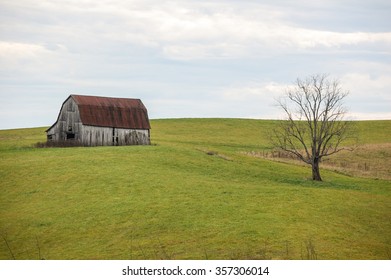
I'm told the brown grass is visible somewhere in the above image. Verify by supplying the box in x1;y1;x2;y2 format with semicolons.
244;143;391;180
322;143;391;180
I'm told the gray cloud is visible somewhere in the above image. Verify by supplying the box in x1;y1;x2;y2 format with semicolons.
0;0;390;129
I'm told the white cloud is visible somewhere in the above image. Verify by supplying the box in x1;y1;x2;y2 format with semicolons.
124;3;391;60
342;73;391;119
343;73;391;92
0;42;56;66
219;82;288;119
223;82;287;100
4;0;390;61
0;41;70;78
222;74;391;121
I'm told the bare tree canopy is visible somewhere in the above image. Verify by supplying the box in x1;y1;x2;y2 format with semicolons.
273;74;354;181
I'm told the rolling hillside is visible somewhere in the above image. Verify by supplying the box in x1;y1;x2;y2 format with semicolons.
0;119;390;259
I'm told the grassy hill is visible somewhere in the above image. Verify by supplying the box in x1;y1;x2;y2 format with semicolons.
0;118;390;259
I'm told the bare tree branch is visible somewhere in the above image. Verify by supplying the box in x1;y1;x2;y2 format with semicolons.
272;74;354;181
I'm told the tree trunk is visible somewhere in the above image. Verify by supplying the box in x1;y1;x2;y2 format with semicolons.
312;158;322;181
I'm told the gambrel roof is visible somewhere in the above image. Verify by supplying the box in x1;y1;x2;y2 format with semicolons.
47;94;151;131
71;95;150;129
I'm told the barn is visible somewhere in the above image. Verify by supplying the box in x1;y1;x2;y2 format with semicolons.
46;94;151;146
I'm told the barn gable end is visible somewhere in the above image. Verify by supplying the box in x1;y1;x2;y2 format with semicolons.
46;95;150;146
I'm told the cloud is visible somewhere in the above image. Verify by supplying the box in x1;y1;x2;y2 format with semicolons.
118;1;391;60
222;73;391;120
0;41;49;57
343;73;391;95
0;0;390;128
223;82;287;100
152;2;391;58
0;41;55;70
342;73;391;119
219;82;288;119
3;0;390;61
0;41;71;82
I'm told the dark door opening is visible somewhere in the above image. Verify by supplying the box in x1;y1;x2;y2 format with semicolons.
112;128;118;146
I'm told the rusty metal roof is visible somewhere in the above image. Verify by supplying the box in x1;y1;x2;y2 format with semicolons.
71;95;150;129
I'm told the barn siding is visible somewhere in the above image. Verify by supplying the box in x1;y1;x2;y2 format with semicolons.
81;126;111;146
81;125;150;146
117;127;150;145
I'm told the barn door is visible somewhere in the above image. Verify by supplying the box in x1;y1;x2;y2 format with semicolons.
112;128;119;146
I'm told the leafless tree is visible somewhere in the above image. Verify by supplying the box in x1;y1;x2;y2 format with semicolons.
272;74;354;181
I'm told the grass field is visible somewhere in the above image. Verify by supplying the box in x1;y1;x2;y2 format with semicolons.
0;119;390;259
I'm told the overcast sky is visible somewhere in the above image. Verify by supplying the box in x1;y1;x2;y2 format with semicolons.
1;0;390;129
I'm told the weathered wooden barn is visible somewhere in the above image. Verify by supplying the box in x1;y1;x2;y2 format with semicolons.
46;95;151;146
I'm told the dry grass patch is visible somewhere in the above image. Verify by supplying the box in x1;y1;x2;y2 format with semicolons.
245;143;391;180
322;143;391;180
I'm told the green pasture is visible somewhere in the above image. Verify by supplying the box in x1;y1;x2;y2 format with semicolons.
0;119;390;259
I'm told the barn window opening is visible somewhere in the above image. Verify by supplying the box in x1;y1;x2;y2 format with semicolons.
68;125;73;132
47;134;53;141
67;103;74;112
